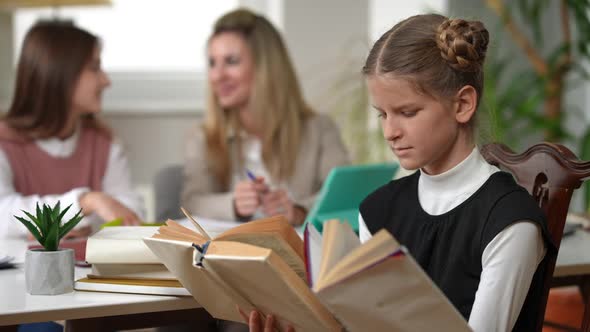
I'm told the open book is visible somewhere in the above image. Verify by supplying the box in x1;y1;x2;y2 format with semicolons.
144;217;471;332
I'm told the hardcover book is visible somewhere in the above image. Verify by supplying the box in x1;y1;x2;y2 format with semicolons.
144;217;471;332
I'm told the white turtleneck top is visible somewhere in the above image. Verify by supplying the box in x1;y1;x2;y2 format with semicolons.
358;148;546;332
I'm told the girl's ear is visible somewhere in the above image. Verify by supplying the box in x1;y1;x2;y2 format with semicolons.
454;85;477;124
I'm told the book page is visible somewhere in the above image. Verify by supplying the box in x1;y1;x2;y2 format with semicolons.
317;220;360;285
204;241;341;332
304;223;323;287
155;220;206;244
176;216;243;238
216;216;304;258
215;216;307;281
316;253;471;332
315;230;399;292
220;233;307;281
152;217;308;282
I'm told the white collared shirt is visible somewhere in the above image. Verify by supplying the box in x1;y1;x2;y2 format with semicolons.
358;148;546;332
0;127;145;239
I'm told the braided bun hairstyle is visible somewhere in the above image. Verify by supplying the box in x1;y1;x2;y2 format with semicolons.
363;14;489;109
436;18;489;72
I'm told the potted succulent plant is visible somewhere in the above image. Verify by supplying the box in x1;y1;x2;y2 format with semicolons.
14;201;83;295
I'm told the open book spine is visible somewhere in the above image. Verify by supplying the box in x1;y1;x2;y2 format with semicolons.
143;237;256;323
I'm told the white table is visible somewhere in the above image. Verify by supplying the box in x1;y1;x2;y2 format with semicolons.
0;220;239;331
555;229;590;277
551;230;590;332
1;230;589;331
0;267;200;325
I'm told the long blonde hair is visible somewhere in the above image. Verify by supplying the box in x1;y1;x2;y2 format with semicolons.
204;8;313;188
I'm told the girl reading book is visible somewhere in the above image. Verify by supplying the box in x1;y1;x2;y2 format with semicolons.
244;13;554;332
0;20;144;240
181;9;350;227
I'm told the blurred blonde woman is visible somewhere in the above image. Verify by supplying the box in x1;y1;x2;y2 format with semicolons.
182;8;350;227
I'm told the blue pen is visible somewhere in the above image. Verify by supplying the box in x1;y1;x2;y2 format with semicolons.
246;169;257;181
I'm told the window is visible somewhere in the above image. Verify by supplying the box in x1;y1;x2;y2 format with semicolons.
13;0;240;113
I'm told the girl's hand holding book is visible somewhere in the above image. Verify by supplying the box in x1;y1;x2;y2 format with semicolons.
238;307;295;332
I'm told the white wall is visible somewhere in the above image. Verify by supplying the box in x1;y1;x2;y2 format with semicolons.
282;0;368;112
0;12;13;109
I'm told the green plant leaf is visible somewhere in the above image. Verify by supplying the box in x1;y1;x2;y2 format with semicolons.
43;216;60;251
14;215;42;243
21;210;41;231
35;203;47;236
580;128;590;212
568;0;590;57
42;204;53;241
59;209;84;239
16;200;84;249
50;201;61;226
57;203;72;225
23;209;45;244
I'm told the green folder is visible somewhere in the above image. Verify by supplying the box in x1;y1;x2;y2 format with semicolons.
303;163;399;234
101;218;164;228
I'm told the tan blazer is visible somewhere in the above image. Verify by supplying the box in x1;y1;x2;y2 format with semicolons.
181;114;351;221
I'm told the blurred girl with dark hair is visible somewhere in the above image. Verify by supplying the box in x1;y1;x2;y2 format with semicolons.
0;20;144;240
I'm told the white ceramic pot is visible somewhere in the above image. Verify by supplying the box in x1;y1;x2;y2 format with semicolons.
25;248;74;295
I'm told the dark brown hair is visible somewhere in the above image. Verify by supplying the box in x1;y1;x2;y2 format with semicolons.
5;20;104;138
363;14;489;108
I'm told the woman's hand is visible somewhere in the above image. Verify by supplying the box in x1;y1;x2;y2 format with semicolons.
63;225;92;239
260;189;306;226
238;307;295;332
79;191;141;225
233;178;268;219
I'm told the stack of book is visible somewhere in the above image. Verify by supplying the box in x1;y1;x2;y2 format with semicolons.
74;226;190;296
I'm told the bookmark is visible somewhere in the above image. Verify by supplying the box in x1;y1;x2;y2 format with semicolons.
180;206;211;240
192;241;210;267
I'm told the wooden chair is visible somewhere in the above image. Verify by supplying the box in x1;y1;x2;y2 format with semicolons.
481;142;590;332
